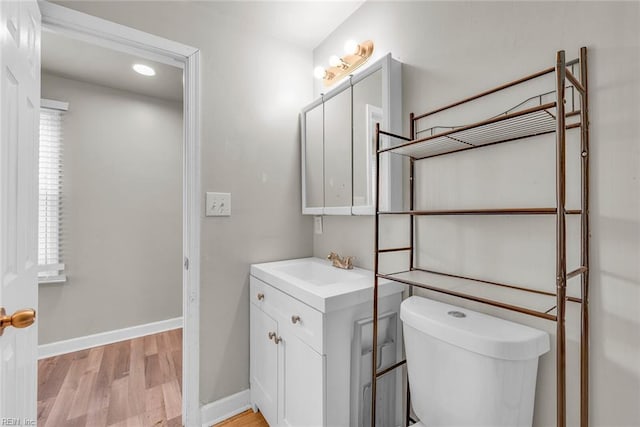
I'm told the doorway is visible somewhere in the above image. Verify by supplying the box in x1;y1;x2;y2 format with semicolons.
37;2;201;425
37;29;184;426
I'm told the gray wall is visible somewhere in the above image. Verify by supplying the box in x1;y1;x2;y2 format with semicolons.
313;2;640;426
39;72;183;344
54;1;314;405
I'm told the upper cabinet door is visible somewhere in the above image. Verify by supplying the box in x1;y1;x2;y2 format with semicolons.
302;102;324;214
323;88;352;213
300;54;402;215
352;70;382;213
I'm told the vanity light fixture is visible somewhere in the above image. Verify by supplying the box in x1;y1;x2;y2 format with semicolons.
132;63;156;76
314;39;374;87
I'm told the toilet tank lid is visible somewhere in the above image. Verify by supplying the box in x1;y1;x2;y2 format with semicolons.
400;296;550;361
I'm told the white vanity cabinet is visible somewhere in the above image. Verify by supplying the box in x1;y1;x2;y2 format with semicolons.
250;277;325;427
249;258;404;427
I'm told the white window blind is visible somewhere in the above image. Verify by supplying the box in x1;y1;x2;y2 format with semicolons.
39;100;68;283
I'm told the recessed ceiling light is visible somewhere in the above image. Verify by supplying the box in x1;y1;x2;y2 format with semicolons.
132;64;155;76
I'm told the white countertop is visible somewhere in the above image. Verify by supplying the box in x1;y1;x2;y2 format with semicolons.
250;257;404;313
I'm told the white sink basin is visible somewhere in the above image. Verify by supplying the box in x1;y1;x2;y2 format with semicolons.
250;257;403;312
272;260;368;286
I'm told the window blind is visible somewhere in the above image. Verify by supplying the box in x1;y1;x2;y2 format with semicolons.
39;101;67;283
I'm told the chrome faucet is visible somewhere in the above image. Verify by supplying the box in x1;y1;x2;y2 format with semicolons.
327;252;354;269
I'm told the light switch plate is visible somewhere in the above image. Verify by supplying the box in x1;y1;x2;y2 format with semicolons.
206;192;231;216
314;216;323;234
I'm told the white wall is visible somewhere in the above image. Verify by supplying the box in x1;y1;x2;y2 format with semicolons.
313;2;640;426
53;1;314;405
39;72;183;344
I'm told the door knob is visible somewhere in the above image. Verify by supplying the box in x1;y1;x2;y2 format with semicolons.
0;307;36;336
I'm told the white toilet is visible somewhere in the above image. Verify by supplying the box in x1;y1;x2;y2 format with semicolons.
400;296;550;427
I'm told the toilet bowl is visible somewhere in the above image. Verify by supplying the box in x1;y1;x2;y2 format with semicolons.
401;296;550;427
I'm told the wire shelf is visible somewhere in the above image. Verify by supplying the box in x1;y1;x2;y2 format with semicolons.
380;102;561;159
378;207;582;216
377;269;584;321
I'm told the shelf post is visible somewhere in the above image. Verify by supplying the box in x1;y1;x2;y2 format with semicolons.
407;112;415;427
371;123;381;427
408;158;414;272
555;49;568;427
409;112;415;275
579;46;590;427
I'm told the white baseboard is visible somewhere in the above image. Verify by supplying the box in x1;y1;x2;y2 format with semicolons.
38;317;183;359
200;389;251;427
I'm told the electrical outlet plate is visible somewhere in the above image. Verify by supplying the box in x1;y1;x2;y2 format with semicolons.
314;216;323;234
206;192;231;216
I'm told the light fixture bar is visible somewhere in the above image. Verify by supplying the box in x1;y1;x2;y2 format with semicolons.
322;40;374;87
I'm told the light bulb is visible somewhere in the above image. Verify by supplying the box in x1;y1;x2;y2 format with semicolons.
313;66;327;79
132;63;155;76
343;39;359;55
329;55;342;67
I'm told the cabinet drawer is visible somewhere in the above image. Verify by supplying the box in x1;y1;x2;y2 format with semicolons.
250;276;324;354
250;275;269;309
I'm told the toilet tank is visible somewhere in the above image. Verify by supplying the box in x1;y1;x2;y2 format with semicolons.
401;296;550;427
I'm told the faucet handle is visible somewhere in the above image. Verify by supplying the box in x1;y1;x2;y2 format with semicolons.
344;256;354;269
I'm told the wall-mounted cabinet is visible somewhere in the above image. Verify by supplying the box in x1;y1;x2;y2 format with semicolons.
301;54;402;215
324;87;352;213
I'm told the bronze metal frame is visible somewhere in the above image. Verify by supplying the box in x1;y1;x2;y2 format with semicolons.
371;48;589;427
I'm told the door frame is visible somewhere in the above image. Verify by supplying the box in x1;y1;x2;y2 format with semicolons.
39;2;202;425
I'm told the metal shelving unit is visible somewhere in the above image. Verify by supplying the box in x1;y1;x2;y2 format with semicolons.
371;47;590;427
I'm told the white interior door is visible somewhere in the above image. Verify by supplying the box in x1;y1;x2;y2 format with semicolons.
0;0;41;422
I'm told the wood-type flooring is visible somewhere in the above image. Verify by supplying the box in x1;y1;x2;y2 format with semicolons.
213;409;268;427
37;328;183;426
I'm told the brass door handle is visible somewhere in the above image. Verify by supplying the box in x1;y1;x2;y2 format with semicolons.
0;308;36;336
257;293;265;301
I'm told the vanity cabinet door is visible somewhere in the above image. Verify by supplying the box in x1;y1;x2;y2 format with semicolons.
303;102;324;213
278;332;325;426
250;304;278;427
323;88;352;212
352;70;382;213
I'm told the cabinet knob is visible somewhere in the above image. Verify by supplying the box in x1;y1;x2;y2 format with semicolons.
273;336;282;344
257;293;265;301
291;315;301;324
268;331;276;340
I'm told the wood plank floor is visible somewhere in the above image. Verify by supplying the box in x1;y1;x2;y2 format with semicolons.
213;409;268;427
38;328;183;427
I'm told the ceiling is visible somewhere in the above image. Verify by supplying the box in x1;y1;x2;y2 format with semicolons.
42;30;183;102
41;1;365;101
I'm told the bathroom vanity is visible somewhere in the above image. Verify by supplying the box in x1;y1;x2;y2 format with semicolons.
249;257;403;427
